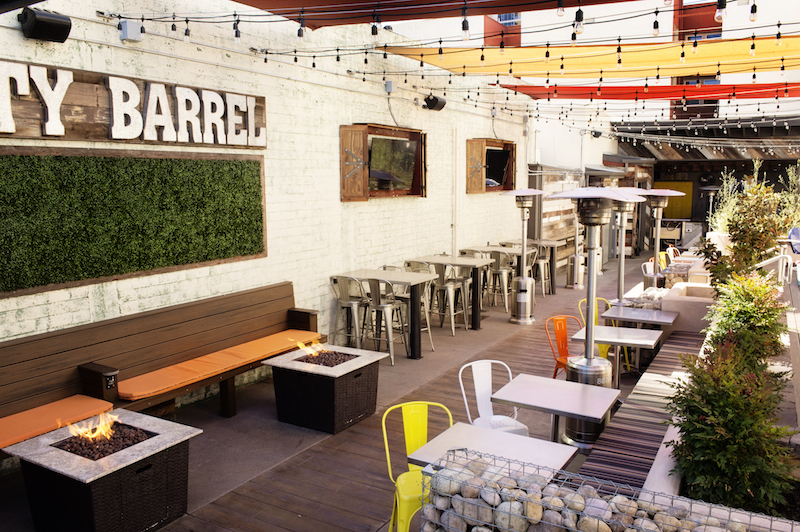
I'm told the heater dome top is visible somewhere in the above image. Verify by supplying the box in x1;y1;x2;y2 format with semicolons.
502;188;545;197
617;187;685;197
547;187;645;203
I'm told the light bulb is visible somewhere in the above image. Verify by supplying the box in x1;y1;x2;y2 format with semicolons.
653;20;659;36
499;40;505;55
557;0;565;16
372;24;379;44
749;3;757;22
438;40;443;60
714;7;726;23
692;40;697;54
664;0;673;5
776;23;782;45
571;32;577;46
184;19;190;43
574;8;584;34
480;48;485;66
575;21;584;34
680;50;685;63
462;9;470;41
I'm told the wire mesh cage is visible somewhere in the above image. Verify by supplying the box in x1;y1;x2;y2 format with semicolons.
420;449;799;532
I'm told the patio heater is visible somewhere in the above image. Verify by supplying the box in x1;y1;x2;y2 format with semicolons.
503;188;545;325
634;189;686;289
612;188;646;306
700;185;720;221
547;188;644;450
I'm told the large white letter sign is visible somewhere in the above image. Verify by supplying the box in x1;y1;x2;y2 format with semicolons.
143;83;177;142
0;61;30;133
174;86;202;143
247;96;266;147
29;66;73;136
107;76;143;140
225;93;247;146
201;89;226;144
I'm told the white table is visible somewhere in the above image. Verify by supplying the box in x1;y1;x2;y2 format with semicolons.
461;245;537;277
572;325;664;388
340;268;436;360
500;239;567;294
491;374;620;443
407;422;577;470
601;307;678;327
408;255;494;330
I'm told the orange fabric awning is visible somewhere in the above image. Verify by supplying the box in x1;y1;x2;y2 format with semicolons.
386;36;800;78
501;83;800;100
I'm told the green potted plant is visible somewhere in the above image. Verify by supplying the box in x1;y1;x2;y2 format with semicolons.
667;272;795;515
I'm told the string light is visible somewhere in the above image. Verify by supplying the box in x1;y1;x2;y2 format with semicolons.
233;15;240;44
560;56;564;74
616;37;622;68
752;66;757;83
680;42;685;63
545;72;550;88
557;0;565;17
781;57;785;76
438;39;443;60
499;31;505;55
644;78;649;93
571;32;577;46
461;3;470;41
545;42;550;63
653;9;659;37
371;12;380;44
749;2;757;22
336;48;340;61
480;47;485;66
714;0;726;23
776;22;782;45
750;33;755;56
140;16;146;34
716;63;721;81
297;11;305;39
184;18;190;43
574;2;585;34
171;13;177;36
692;30;698;53
656;67;660;81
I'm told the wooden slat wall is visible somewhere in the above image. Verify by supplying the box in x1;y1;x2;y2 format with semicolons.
0;282;298;418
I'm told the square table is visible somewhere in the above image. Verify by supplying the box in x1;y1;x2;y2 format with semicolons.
600;306;677;373
339;269;436;360
407;422;577;470
571;325;664;388
408;255;494;331
491;374;620;443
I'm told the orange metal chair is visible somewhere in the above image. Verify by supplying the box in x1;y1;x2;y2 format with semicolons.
382;401;453;532
545;315;582;378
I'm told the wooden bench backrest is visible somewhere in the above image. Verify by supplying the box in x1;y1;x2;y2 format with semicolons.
0;282;304;419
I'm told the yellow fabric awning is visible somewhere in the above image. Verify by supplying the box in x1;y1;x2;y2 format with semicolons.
386;35;800;79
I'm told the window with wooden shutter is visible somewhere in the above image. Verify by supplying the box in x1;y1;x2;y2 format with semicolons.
340;124;426;201
467;139;516;193
466;139;486;194
340;124;369;202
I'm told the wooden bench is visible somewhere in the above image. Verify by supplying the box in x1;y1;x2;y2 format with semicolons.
1;281;321;457
578;331;704;489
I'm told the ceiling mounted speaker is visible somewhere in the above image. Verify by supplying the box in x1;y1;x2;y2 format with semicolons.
424;95;446;111
18;7;71;43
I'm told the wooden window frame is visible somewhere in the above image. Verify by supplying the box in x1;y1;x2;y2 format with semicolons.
340;124;426;201
466;138;516;194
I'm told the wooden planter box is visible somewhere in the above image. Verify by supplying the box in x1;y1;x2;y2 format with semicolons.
264;344;388;434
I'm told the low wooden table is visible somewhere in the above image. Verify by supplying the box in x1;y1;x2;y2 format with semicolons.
408;422;577;470
491;374;620;443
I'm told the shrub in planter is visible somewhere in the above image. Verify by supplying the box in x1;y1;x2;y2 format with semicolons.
705;271;788;372
666;342;793;515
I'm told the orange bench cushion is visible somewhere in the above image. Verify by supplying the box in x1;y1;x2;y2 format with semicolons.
0;395;113;449
117;329;322;401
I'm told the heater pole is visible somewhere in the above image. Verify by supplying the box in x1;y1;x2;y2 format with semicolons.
585;224;601;361
653;206;663;274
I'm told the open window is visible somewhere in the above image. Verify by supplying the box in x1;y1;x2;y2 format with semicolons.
466;139;516;194
340;124;426;201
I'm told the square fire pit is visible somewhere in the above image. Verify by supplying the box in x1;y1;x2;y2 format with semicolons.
264;344;388;434
3;409;202;532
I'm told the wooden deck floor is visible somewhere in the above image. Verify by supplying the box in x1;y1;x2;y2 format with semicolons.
163;270;642;532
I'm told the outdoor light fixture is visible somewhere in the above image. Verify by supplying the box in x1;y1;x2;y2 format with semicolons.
574;6;584;34
750;2;757;22
652;10;659;36
17;6;71;42
502;188;545;325
461;5;469;40
547;187;643;449
557;0;565;16
714;0;726;23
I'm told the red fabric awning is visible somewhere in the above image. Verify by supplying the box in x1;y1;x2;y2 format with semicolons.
233;0;636;29
501;83;800;100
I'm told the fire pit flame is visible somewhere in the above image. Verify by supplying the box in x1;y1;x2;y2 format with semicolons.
295;340;322;356
68;411;119;441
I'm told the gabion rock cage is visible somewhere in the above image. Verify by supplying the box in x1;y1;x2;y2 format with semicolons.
420;449;799;532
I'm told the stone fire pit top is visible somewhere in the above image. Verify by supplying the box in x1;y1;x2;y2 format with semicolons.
3;409;202;484
263;344;389;378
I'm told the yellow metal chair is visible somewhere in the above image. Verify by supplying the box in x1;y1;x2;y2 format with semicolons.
382;401;453;532
578;297;631;371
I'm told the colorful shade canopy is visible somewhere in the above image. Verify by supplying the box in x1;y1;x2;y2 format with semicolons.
501;82;800;100
386;35;800;79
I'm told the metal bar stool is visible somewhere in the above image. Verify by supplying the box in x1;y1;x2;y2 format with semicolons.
330;276;370;349
533;246;552;297
365;278;408;365
430;262;467;336
488;250;513;312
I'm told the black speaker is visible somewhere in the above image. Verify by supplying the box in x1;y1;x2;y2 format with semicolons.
424;95;446;111
18;7;71;43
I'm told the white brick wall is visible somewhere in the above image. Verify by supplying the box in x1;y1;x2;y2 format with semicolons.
0;0;612;342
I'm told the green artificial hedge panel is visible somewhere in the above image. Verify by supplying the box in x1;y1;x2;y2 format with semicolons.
0;155;264;292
